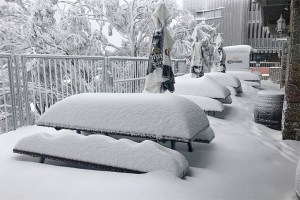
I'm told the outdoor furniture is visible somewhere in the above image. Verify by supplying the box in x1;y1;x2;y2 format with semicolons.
13;132;189;177
206;72;242;94
227;71;261;88
178;95;225;116
174;74;232;104
37;93;215;152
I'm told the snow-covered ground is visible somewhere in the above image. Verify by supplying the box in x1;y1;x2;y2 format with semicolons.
0;80;299;200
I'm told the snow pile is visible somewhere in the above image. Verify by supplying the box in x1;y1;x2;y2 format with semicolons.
227;71;261;87
37;93;212;142
226;86;237;96
178;95;224;112
207;72;241;89
174;74;231;100
13;131;189;177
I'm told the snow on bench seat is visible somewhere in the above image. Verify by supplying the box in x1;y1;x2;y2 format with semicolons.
227;71;261;87
174;74;232;104
206;72;242;94
37;93;214;147
178;95;225;113
13;131;189;178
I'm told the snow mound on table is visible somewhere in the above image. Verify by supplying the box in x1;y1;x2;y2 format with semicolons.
207;72;241;88
178;95;224;112
37;93;210;141
13;132;189;177
174;74;231;99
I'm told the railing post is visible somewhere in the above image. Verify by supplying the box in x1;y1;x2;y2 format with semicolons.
21;55;30;126
7;55;17;130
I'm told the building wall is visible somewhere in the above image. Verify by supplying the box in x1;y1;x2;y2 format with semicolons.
183;0;284;58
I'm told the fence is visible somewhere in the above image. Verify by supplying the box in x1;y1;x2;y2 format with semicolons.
0;54;188;134
250;61;281;82
0;54;282;134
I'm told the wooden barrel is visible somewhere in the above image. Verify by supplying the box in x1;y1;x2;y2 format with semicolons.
254;90;284;130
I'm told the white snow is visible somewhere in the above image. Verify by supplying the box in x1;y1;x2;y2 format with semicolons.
174;74;231;99
37;93;211;141
207;72;242;88
296;159;300;197
178;95;225;112
0;80;299;200
13;132;189;178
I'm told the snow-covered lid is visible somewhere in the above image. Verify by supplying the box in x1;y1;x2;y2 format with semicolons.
223;45;253;53
37;93;210;140
14;132;189;177
174;74;231;99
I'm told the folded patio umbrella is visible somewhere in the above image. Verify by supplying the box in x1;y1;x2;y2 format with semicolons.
190;26;205;78
144;2;175;93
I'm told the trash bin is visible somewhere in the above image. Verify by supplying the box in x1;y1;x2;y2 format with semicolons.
254;90;284;130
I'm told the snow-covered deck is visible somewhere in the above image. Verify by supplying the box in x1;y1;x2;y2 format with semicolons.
0;81;299;200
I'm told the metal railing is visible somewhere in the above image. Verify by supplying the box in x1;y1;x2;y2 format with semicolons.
0;54;14;133
250;61;281;82
0;54;187;134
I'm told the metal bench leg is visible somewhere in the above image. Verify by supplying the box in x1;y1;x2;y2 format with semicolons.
187;142;193;152
39;157;45;163
171;141;176;150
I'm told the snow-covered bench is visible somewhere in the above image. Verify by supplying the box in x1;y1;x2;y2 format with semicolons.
174;74;232;104
13;132;189;177
37;93;215;152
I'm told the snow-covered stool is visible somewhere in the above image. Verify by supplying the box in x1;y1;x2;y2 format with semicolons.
207;72;242;94
174;74;232;104
37;93;215;152
179;95;225;116
13;132;189;178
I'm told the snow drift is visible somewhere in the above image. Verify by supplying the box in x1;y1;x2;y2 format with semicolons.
13;131;189;177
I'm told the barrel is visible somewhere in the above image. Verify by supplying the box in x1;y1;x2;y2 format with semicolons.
254;90;284;130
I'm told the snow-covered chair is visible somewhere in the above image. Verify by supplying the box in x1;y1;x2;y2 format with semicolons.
174;74;232;104
13;131;189;178
206;72;242;94
37;93;215;152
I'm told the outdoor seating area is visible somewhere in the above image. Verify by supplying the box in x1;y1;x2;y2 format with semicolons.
1;0;300;199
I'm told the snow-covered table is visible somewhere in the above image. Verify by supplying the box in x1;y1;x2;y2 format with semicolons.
37;93;215;152
206;72;242;94
13;131;189;177
227;71;261;87
174;74;232;104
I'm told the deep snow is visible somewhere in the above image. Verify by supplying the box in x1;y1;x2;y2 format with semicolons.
0;80;299;200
